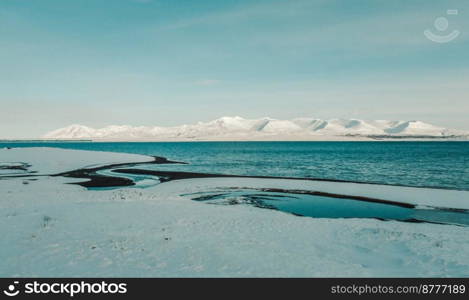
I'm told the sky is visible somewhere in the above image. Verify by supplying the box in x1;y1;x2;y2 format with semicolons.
0;0;468;138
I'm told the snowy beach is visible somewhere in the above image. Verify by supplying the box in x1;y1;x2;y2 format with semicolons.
1;147;469;277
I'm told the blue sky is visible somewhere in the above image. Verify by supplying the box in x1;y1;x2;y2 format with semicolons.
1;0;468;138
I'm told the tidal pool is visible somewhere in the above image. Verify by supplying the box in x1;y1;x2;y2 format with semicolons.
186;188;469;226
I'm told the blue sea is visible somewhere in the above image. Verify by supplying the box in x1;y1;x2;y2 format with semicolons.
1;141;468;191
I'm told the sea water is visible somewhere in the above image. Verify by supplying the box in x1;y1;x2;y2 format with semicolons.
1;141;468;190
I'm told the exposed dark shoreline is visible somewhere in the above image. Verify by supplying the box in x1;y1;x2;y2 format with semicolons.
52;159;420;209
54;156;186;188
255;188;415;209
186;186;416;209
113;168;465;191
93;167;420;209
183;187;469;226
1;151;465;192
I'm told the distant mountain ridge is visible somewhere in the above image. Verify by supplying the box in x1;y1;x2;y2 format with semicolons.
42;116;469;141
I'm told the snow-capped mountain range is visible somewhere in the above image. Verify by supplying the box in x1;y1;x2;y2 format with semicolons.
42;116;469;141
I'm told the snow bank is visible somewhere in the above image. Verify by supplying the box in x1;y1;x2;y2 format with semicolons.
0;147;154;175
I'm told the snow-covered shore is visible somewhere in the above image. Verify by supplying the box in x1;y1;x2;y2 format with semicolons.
1;147;468;277
0;147;154;175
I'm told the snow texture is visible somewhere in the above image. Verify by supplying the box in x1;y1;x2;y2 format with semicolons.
0;147;154;175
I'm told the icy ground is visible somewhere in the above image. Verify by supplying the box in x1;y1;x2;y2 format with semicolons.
0;147;154;175
1;147;468;277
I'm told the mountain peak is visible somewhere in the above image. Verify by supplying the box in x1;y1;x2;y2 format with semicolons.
43;124;95;139
42;117;468;141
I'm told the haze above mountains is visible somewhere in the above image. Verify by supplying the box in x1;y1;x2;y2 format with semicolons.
42;116;469;141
